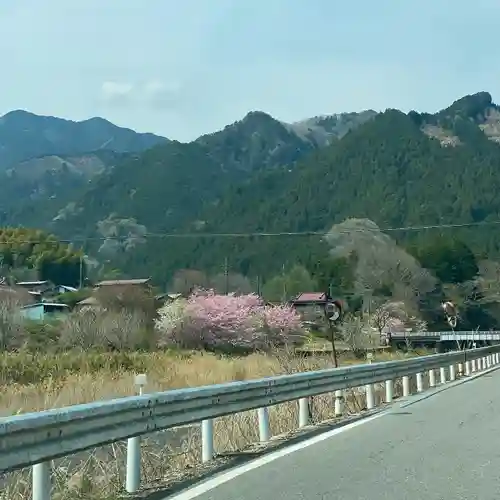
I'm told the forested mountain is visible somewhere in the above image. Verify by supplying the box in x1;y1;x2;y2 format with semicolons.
4;92;500;302
0;111;168;229
92;91;500;288
50;110;375;242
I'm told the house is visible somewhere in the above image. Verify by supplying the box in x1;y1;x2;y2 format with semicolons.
20;302;70;321
74;278;153;312
16;280;52;294
291;292;330;306
95;278;151;289
55;285;78;294
74;296;102;311
156;292;182;302
290;293;343;329
0;285;37;305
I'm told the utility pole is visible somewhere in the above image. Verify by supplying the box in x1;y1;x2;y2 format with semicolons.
79;254;84;289
281;264;287;302
224;257;229;295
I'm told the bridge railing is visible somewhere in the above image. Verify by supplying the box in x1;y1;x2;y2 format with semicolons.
2;345;500;500
390;330;500;338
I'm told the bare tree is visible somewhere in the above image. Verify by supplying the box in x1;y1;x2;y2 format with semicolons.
59;309;150;350
170;269;209;295
0;295;26;350
325;218;436;311
209;272;254;295
340;313;377;356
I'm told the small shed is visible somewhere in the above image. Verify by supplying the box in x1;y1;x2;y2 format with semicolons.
20;302;70;321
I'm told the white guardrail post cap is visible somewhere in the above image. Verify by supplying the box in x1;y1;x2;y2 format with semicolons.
134;374;148;387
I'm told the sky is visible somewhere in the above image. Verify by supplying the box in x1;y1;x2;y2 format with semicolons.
1;0;500;142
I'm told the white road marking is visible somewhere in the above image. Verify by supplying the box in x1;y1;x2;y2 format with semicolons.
164;412;385;500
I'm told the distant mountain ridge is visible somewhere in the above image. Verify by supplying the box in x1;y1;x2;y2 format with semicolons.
0;110;168;168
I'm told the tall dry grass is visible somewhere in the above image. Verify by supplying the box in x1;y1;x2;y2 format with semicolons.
0;348;420;499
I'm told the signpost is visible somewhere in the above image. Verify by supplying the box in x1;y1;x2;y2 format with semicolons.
324;299;343;368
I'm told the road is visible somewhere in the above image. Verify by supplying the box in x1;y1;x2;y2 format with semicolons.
170;368;500;500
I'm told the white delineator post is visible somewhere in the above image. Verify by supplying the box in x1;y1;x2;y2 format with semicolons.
32;462;51;500
298;398;310;428
126;374;147;493
334;390;344;416
428;369;436;388
202;419;214;462
416;372;424;393
440;366;446;384
402;376;410;397
258;407;271;442
385;379;393;403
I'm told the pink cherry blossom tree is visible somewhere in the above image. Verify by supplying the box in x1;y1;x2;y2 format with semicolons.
156;290;305;352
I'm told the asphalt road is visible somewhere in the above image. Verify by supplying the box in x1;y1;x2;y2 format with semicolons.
171;368;500;500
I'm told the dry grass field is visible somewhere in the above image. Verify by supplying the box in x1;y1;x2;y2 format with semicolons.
0;348;420;499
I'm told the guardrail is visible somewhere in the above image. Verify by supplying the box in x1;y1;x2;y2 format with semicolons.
2;345;500;500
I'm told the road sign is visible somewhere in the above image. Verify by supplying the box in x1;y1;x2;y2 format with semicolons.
325;301;341;321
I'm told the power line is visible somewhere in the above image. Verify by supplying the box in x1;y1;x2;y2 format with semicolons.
2;219;500;244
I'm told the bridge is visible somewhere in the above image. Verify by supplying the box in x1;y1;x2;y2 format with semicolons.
387;329;500;350
1;346;500;500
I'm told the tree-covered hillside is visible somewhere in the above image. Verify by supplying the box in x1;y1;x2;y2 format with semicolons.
0;228;85;287
51;110;374;244
105;92;500;286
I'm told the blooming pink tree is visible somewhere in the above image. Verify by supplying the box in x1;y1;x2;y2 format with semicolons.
156;291;305;351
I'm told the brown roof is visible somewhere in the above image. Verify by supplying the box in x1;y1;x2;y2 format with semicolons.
76;296;99;306
96;279;150;287
292;292;328;304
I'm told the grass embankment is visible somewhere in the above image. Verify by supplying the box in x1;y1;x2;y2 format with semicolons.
0;348;423;499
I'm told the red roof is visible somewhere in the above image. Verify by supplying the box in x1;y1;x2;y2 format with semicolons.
292;292;328;304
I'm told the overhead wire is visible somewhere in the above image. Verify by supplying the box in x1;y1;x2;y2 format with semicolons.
1;218;500;244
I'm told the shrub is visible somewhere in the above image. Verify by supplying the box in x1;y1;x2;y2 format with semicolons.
0;295;26;350
58;309;151;351
156;291;305;352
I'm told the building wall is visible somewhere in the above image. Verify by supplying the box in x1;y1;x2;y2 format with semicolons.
20;305;45;321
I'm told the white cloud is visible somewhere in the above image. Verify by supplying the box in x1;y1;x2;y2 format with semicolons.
99;79;180;109
101;81;134;100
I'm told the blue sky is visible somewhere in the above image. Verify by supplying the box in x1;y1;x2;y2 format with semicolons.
1;0;499;141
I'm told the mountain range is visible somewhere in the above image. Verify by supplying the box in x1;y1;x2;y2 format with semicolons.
1;92;500;286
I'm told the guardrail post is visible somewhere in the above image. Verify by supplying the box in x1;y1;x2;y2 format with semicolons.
202;419;214;462
440;366;446;384
126;374;147;493
402;376;410;397
334;390;344;416
385;379;393;403
33;462;51;500
428;369;436;387
471;358;477;372
298;397;309;427
458;363;463;377
465;360;471;376
487;355;492;368
416;372;423;393
365;384;375;409
449;364;456;382
257;407;271;442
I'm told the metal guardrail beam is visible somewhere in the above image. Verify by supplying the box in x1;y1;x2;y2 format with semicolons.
1;345;500;499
